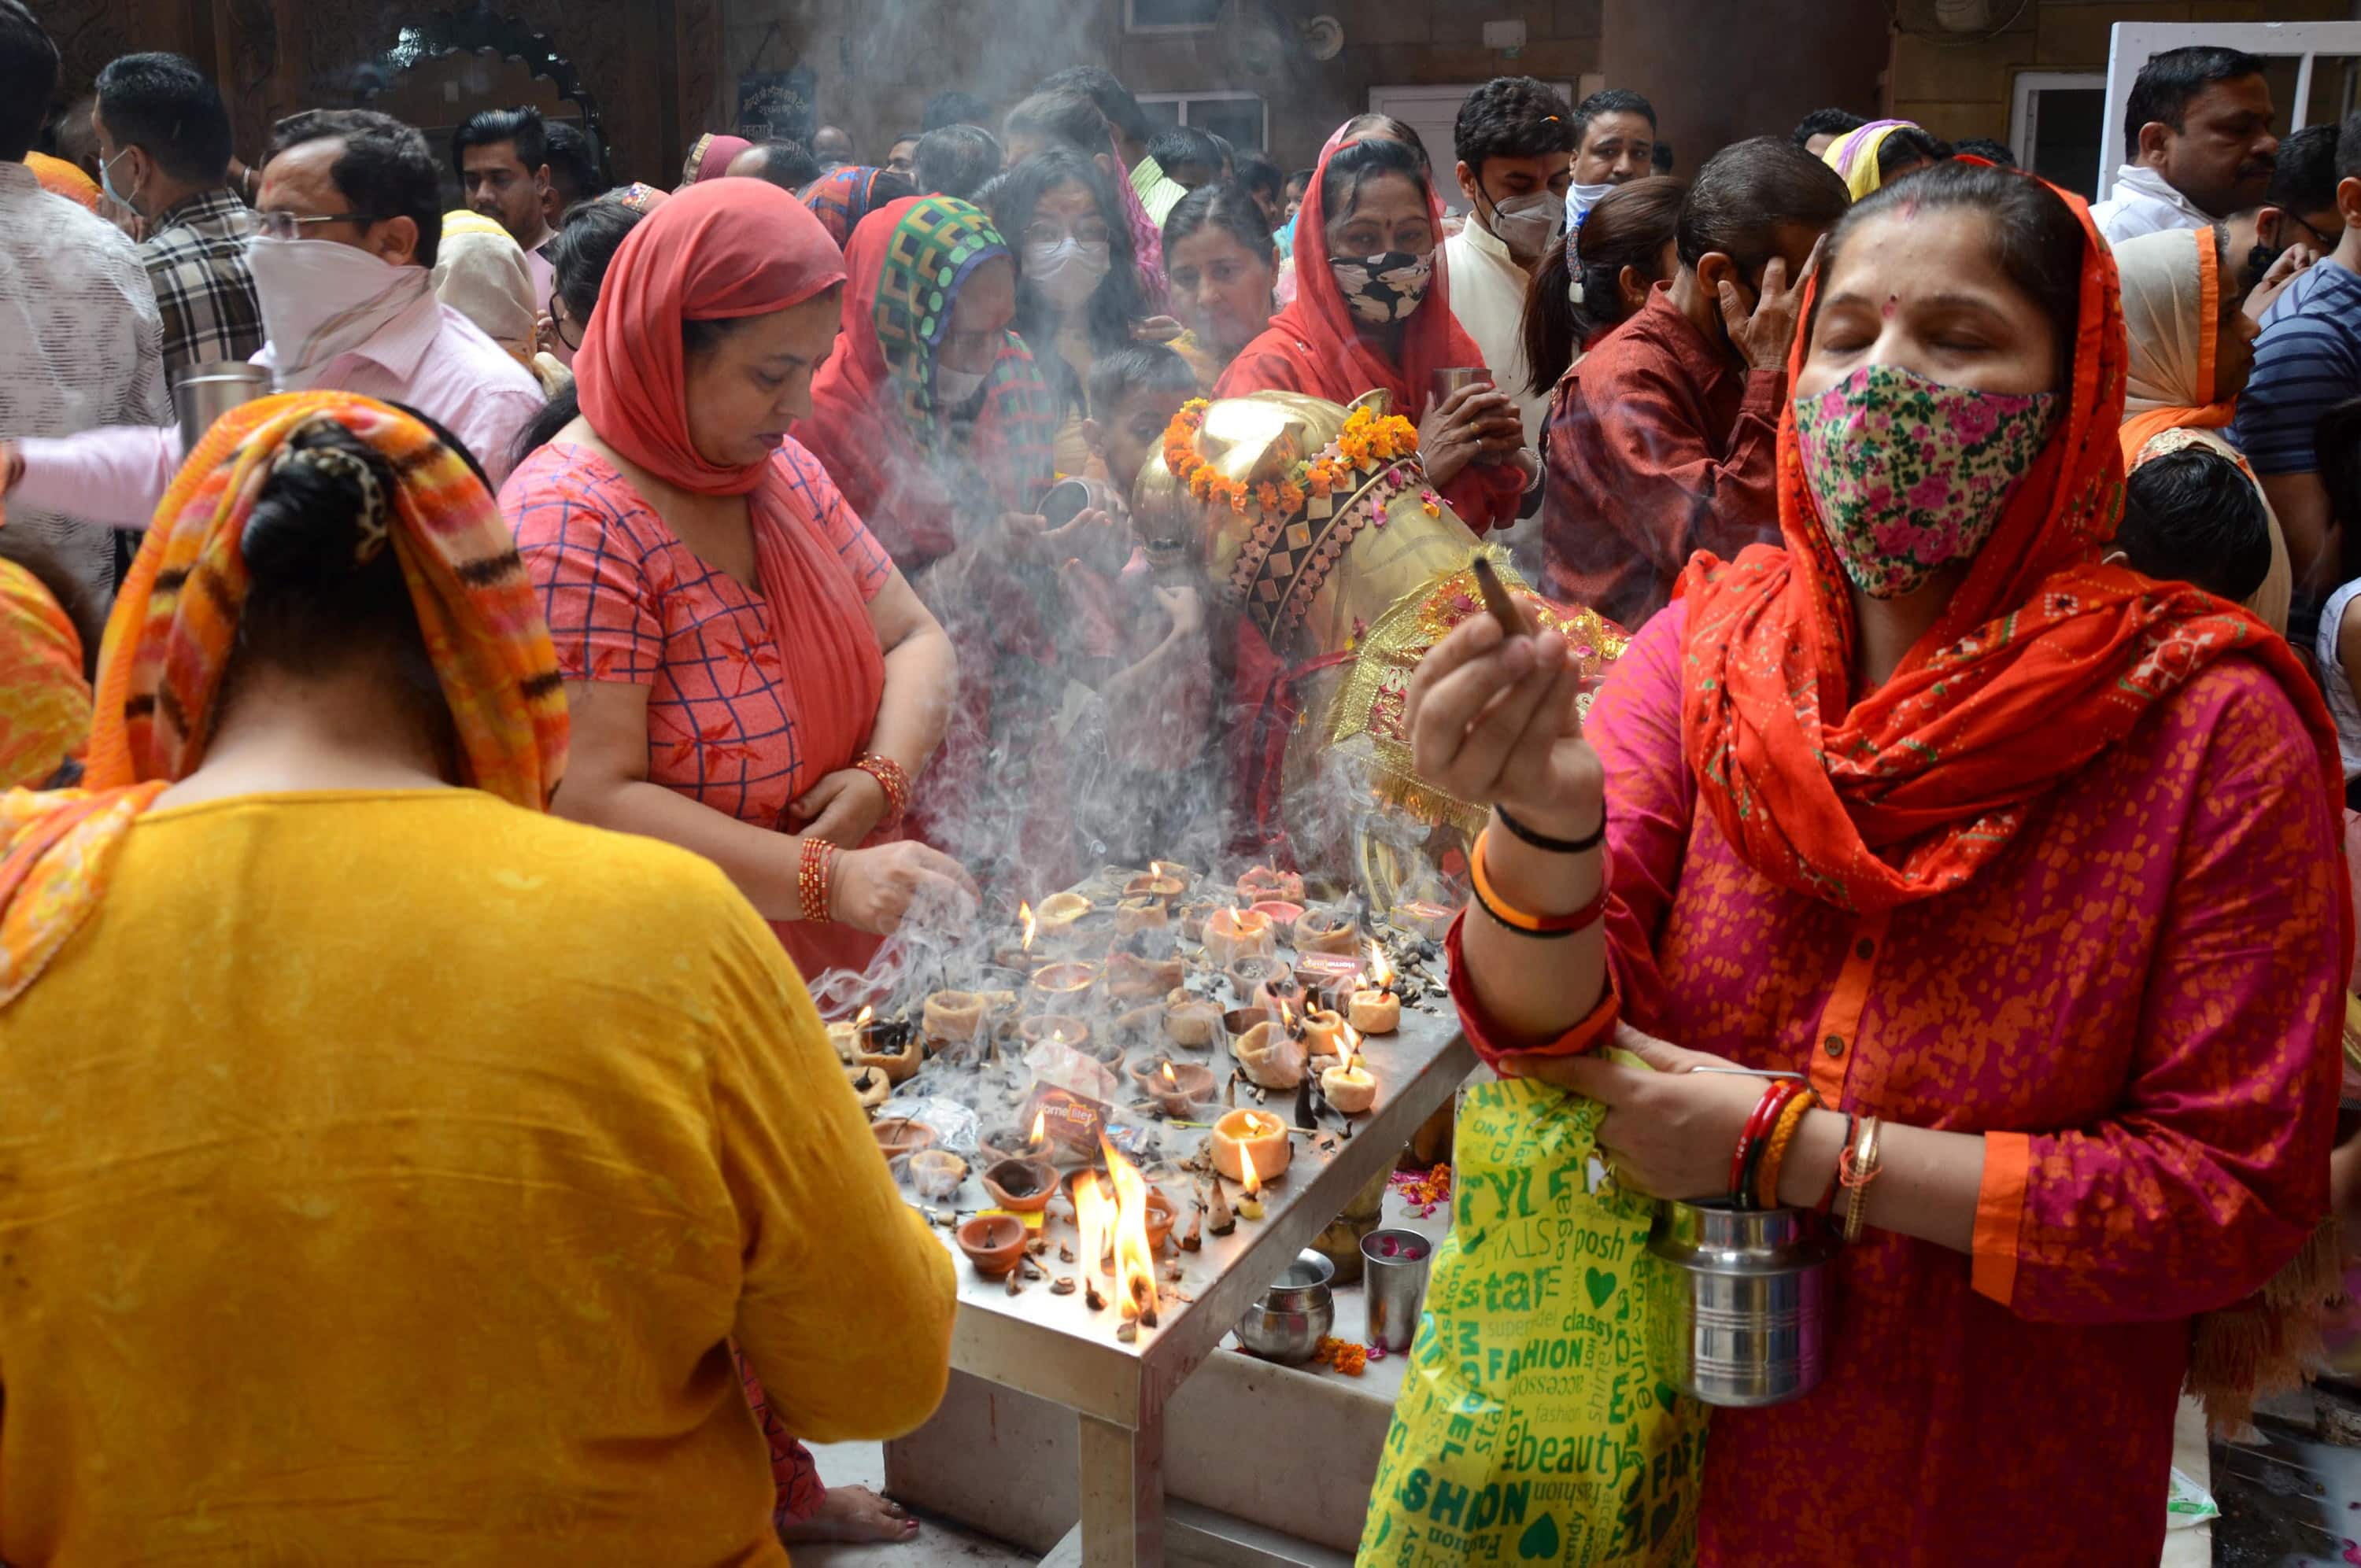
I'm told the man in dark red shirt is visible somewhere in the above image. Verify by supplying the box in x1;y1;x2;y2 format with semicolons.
1543;137;1850;628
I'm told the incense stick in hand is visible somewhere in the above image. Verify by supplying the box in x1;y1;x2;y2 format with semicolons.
1469;556;1530;640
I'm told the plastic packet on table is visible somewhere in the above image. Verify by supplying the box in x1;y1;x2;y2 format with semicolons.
887;1096;980;1160
1021;1040;1123;1157
2164;1466;2218;1529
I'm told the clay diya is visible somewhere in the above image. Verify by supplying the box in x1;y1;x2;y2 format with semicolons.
1123;871;1187;902
846;1064;891;1111
852;1018;922;1084
1135;1058;1217;1114
1109;1003;1163;1046
1226;953;1289;1000
1293;906;1362;957
1176;898;1224;942
1301;1007;1349;1061
1144;1189;1177;1253
1202;907;1276;967
981;1156;1059;1212
981;1116;1055;1166
1251;974;1308;1020
1222;1004;1276;1041
1389;899;1455;941
1320;1058;1378;1115
1211;1107;1293;1182
1162;991;1224;1049
1114;895;1171;936
922;989;985;1043
1109;948;1187;1000
1233;1019;1309;1089
1036;891;1094;939
1029;961;1099;1004
873;1117;937;1170
908;1149;969;1199
1348;987;1402;1033
1237;865;1306;905
1249;899;1306;934
956;1213;1029;1277
825;1020;859;1063
1018;1013;1092;1052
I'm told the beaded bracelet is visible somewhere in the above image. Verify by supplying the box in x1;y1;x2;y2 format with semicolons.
852;752;911;830
1469;829;1607;939
1840;1115;1885;1245
797;836;837;925
1755;1086;1819;1210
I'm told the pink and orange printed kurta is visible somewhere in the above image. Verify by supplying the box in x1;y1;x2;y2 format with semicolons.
1514;599;2342;1566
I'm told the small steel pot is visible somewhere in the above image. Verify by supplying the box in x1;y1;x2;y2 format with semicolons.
1237;1249;1336;1363
1647;1199;1837;1408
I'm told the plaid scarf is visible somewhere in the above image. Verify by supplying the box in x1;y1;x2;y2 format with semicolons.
0;393;567;1008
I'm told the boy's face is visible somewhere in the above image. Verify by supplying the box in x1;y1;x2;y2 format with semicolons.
1097;385;1195;498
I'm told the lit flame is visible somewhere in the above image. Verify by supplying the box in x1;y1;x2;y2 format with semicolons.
1278;998;1298;1038
1240;1140;1262;1197
853;1003;874;1031
1161;1061;1178;1087
1019;901;1036;953
1102;1138;1158;1320
1339;1023;1362;1072
1151;860;1173;880
1073;1171;1109;1283
1029;1109;1047;1146
1366;942;1395;994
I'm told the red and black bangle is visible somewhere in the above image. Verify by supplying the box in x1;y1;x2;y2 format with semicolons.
852;751;910;830
797;836;837;924
1727;1079;1801;1205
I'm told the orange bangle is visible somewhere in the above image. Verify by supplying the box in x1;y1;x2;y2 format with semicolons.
852;751;910;829
1755;1087;1817;1209
1469;828;1607;937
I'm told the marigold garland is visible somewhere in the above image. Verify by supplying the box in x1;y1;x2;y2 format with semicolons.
1160;397;1422;522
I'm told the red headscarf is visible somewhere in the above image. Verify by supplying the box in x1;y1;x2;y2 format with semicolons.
574;176;887;817
1214;136;1520;529
680;133;752;189
1676;170;2346;917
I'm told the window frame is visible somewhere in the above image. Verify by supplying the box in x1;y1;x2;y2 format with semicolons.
2100;20;2361;197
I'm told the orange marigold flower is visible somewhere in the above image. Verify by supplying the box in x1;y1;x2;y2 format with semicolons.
1257;481;1281;510
1279;481;1306;509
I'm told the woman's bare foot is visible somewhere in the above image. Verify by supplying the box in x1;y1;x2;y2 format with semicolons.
778;1485;919;1545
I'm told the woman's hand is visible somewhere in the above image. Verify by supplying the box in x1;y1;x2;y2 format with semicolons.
1506;1024;1774;1201
1043;505;1130;577
1406;614;1601;841
789;767;889;848
1132;315;1187;345
831;840;980;935
1419;383;1522;487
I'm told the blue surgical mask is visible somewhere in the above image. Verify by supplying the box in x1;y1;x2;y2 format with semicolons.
99;147;137;213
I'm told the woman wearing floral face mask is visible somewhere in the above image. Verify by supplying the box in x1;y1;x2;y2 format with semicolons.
1402;160;2348;1564
1217;135;1528;533
988;149;1154;478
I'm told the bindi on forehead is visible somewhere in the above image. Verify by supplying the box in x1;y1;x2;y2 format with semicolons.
1882;296;1898;319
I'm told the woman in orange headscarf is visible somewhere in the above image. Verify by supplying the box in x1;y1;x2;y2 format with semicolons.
0;393;956;1562
1217;134;1528;534
507;177;970;996
1402;160;2346;1563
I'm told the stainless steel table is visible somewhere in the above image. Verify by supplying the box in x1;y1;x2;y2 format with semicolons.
888;1005;1475;1568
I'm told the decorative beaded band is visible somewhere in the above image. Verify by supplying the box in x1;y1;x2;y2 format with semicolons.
798;836;837;925
853;752;911;830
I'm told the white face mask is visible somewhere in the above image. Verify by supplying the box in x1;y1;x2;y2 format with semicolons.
1485;189;1565;260
247;235;432;388
934;362;988;410
1025;237;1112;312
1568;179;1618;229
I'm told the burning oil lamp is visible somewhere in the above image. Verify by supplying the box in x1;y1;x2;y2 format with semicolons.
1139;1058;1217;1115
981;1109;1051;1166
981;1157;1059;1213
1320;1024;1377;1114
1028;961;1099;1003
1202;906;1275;966
1236;1151;1267;1220
1389;899;1454;942
1293;906;1362;957
1123;869;1187;902
1237;865;1306;905
1251;973;1307;1020
922;989;984;1042
1018;1013;1091;1052
1348;942;1402;1034
1233;1019;1308;1088
851;1009;922;1083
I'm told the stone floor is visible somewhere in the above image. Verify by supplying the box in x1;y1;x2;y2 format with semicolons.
2211;1386;2361;1567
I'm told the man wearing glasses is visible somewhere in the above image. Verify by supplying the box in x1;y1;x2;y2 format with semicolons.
3;109;543;551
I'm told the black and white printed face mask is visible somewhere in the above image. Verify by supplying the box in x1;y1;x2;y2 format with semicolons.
1330;250;1435;323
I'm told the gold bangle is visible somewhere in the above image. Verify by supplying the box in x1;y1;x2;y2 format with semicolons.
1841;1114;1883;1245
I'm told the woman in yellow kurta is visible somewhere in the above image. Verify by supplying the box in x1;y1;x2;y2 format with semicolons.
0;393;955;1565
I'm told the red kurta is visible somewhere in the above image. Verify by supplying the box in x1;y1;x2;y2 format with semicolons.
1456;599;2343;1564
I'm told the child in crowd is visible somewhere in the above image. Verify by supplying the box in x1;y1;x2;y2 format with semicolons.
1084;342;1201;500
2111;444;2275;603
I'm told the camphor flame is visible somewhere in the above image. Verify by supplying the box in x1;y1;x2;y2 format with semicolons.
1151;861;1174;880
1278;998;1297;1038
1102;1137;1158;1323
1161;1061;1179;1087
853;1003;874;1031
1365;941;1395;994
1018;901;1036;954
1029;1108;1047;1146
1073;1171;1109;1285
